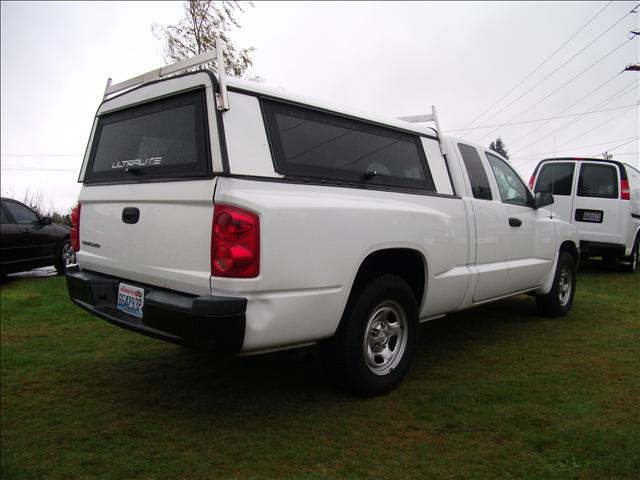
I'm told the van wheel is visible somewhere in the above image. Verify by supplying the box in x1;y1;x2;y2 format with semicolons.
321;274;419;397
55;240;75;274
536;252;576;317
626;237;639;273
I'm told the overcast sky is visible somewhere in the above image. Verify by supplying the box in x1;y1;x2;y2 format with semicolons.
1;1;638;211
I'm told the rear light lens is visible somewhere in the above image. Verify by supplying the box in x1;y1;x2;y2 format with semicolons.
528;174;536;190
211;204;260;277
621;179;630;200
70;203;81;252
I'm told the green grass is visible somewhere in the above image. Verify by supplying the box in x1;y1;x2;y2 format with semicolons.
1;262;639;479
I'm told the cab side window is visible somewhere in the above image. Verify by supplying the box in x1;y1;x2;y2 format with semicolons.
458;143;492;200
4;201;39;225
487;153;531;206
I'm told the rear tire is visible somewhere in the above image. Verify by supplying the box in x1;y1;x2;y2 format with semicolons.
321;274;419;397
536;251;576;317
625;236;639;273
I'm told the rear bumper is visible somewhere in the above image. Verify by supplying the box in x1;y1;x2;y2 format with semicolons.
579;241;626;259
66;267;246;353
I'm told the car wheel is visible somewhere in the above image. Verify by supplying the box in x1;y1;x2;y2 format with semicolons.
536;251;576;317
321;274;419;397
625;236;639;273
55;240;75;274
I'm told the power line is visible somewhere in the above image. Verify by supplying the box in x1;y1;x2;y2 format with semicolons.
460;1;613;131
468;3;630;134
1;154;82;157
507;72;622;147
592;136;639;157
509;79;639;155
562;105;638;146
1;167;77;172
445;103;636;132
473;36;638;144
511;135;639;159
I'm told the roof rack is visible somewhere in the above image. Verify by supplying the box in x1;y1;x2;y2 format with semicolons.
103;35;229;111
397;105;446;155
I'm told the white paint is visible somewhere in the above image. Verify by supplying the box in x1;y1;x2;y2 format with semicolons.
222;92;282;178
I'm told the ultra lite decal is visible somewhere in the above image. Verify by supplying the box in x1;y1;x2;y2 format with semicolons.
112;157;163;169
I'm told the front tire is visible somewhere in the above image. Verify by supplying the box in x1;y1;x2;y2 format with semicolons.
321;274;419;397
536;251;576;317
55;240;75;274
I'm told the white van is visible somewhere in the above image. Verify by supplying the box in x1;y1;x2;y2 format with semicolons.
530;158;640;272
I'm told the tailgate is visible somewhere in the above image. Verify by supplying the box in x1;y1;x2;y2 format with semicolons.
77;180;215;296
75;77;222;296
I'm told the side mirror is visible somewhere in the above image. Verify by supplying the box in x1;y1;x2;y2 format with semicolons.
534;192;554;209
41;216;52;225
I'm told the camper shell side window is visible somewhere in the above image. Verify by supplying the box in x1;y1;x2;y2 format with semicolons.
261;99;437;192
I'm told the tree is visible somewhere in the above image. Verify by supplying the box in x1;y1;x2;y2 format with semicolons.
489;137;509;160
152;1;258;79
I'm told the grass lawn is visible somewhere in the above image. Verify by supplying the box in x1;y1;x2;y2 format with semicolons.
1;261;639;479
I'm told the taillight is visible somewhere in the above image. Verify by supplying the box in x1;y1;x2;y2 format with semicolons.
528;174;536;190
621;179;630;200
211;204;260;277
70;203;81;252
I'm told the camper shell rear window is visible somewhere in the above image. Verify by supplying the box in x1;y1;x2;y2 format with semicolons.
84;89;210;184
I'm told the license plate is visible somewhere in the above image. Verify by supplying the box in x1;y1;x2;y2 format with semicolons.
576;209;603;223
117;283;145;318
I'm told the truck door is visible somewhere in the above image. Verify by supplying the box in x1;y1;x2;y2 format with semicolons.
455;143;511;302
486;153;555;291
533;161;576;223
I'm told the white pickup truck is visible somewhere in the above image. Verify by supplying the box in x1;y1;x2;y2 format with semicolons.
66;51;579;396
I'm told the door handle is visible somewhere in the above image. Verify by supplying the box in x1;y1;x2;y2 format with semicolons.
509;217;522;227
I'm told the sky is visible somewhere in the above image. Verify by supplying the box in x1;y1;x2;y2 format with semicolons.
1;1;638;212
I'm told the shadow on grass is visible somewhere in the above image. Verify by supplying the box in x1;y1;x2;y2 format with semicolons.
578;257;634;275
62;293;545;413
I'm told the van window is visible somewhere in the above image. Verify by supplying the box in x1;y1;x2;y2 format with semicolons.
85;89;210;184
262;100;435;191
535;163;575;196
577;163;618;199
458;143;492;200
487;153;531;205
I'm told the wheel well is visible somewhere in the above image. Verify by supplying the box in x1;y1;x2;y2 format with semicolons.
350;249;426;305
560;241;579;264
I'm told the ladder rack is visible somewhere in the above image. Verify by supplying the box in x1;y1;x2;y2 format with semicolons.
397;105;446;156
103;35;229;111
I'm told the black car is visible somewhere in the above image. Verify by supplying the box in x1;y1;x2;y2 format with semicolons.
0;197;75;277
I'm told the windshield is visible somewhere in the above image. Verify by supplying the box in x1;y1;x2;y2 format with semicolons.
84;88;210;184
